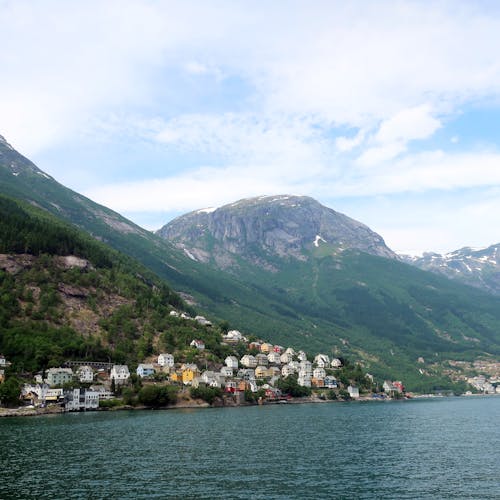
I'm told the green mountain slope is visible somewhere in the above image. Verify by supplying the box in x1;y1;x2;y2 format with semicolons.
2;135;500;390
0;195;228;374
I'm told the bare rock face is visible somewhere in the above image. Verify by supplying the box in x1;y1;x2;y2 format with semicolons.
157;195;397;269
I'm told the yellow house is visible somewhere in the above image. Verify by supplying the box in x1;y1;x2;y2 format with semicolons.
170;364;200;385
260;343;272;353
255;366;268;379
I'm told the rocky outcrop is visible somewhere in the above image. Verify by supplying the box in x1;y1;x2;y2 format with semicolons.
157;195;397;269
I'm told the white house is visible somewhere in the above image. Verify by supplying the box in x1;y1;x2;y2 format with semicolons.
64;388;100;411
330;358;343;368
110;365;130;385
158;353;175;367
137;364;155;378
169;310;179;317
280;352;293;364
77;365;94;383
240;354;257;368
223;330;247;343
313;367;326;379
314;354;330;368
220;366;233;377
284;347;296;356
190;339;205;350
298;373;312;387
348;385;360;399
281;364;296;377
46;367;73;387
256;353;269;366
297;351;308;362
299;360;312;376
267;352;281;365
225;356;239;369
195;315;212;326
0;355;6;366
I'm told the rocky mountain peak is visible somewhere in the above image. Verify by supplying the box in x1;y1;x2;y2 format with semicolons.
157;195;397;268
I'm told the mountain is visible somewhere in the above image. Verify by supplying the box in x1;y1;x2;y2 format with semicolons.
2;135;500;390
158;195;396;270
0;194;219;373
403;245;500;295
158;196;500;390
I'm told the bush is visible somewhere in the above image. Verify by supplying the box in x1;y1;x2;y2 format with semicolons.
190;386;222;405
98;398;122;408
138;384;177;407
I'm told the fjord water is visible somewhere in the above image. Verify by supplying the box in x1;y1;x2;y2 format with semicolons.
1;397;499;499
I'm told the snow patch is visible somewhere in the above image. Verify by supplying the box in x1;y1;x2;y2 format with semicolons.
197;207;216;214
314;235;326;248
12;172;19;177
37;171;51;180
183;248;198;261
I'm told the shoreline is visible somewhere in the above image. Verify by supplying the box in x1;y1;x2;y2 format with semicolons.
2;392;498;418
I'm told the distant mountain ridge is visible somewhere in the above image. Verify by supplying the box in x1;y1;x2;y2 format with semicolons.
158;195;397;270
403;244;500;295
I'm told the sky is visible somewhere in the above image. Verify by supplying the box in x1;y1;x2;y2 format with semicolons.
2;1;500;255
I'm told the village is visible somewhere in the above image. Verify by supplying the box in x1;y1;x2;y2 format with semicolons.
2;311;498;413
0;309;409;412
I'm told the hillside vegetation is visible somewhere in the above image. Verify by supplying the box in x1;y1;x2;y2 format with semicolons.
0;196;223;374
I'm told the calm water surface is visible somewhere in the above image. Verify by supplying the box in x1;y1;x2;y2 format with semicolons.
1;397;499;499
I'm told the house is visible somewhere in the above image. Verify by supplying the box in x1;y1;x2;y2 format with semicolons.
311;377;325;388
280;352;293;364
172;364;199;385
284;347;296;356
90;385;114;400
195;315;212;326
248;341;262;351
240;354;257;368
255;366;268;379
256;353;269;366
267;366;281;378
190;339;205;350
46;367;74;387
313;367;326;379
220;366;233;377
260;343;272;353
110;365;130;385
288;361;300;372
297;351;308;362
324;376;338;389
330;358;343;368
224;380;239;393
298;374;311;387
314;354;330;368
237;368;256;381
267;351;281;365
22;384;64;405
169;310;179;317
272;345;283;354
64;388;99;411
225;356;239;369
223;330;247;344
158;353;174;367
77;366;94;383
0;355;6;366
137;364;155;378
348;385;360;399
282;364;296;377
299;360;312;376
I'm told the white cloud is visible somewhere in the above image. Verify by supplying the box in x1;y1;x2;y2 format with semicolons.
335;130;366;152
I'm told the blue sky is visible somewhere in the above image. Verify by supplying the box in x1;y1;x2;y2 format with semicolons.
2;1;500;255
